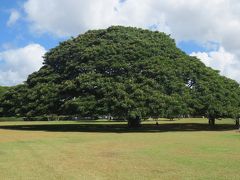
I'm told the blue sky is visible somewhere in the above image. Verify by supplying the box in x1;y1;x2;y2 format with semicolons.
0;0;240;86
0;0;63;51
0;0;205;53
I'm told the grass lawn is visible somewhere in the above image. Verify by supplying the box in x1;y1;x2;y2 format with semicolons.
0;118;239;180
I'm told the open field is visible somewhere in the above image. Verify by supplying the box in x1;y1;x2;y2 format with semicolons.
0;118;239;180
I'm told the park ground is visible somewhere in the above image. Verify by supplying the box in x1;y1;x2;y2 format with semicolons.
0;118;239;180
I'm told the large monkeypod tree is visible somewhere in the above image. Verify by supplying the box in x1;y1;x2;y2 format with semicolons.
1;26;240;127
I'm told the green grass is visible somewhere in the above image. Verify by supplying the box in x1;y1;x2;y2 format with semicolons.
0;118;239;180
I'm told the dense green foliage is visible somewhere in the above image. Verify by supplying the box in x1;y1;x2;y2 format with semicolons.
0;26;240;121
0;86;10;116
0;86;9;97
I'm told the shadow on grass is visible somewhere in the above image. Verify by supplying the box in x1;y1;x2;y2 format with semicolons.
0;123;237;133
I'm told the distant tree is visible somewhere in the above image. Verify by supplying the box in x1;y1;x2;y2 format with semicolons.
0;85;28;116
0;86;11;116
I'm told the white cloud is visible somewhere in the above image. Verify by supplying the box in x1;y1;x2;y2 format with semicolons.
0;44;46;86
7;9;20;27
23;0;171;36
23;0;240;82
191;47;240;82
23;0;240;46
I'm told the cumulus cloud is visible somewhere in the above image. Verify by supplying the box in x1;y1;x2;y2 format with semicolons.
0;44;46;86
191;47;240;82
23;0;171;36
23;1;240;48
22;0;240;82
7;9;20;27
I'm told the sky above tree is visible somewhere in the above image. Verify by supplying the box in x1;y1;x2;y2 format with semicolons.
0;0;240;86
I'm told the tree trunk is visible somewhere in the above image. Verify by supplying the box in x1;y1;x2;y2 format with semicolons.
128;115;141;128
235;118;239;128
208;117;215;127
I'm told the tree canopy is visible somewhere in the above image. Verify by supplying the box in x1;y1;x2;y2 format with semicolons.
0;26;240;123
0;86;9;97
